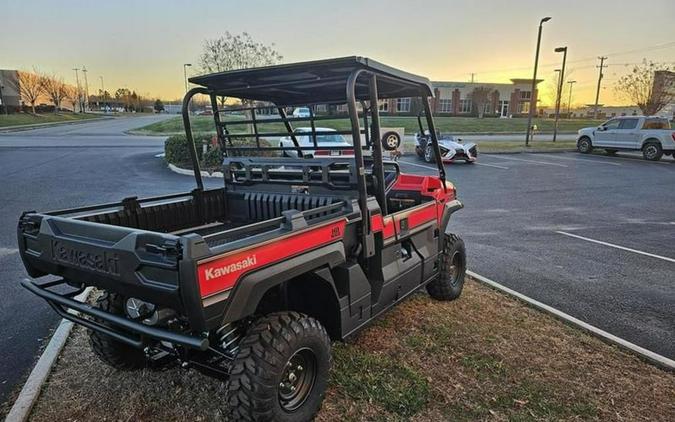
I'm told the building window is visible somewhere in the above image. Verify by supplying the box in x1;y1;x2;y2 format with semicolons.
439;99;452;113
520;91;532;100
396;98;411;112
519;102;530;114
378;100;389;112
459;99;472;113
483;103;493;114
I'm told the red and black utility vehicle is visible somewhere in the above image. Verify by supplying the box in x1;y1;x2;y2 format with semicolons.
18;57;466;421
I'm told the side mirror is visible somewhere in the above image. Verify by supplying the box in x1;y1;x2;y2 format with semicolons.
597;126;605;131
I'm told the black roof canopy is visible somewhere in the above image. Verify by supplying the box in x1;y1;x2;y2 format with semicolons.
188;56;434;106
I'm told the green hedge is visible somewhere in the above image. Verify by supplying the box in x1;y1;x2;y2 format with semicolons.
164;134;275;172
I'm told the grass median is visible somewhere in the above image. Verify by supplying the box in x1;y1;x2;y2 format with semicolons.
0;113;99;128
20;279;674;421
132;115;602;136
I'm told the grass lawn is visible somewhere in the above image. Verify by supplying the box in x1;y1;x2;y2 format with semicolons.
0;113;99;128
133;115;603;136
18;279;674;421
475;140;577;153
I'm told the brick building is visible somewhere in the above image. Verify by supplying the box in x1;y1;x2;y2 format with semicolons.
374;78;542;118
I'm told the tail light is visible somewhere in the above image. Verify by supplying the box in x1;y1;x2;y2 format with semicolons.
342;149;354;155
314;150;330;156
671;132;675;142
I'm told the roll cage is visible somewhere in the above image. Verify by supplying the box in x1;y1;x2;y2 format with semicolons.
181;56;446;257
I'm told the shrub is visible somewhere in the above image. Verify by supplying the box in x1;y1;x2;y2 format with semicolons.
164;133;276;171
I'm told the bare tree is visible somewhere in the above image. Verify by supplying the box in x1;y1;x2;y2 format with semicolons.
41;74;69;112
199;32;283;107
63;85;79;112
18;70;45;113
615;60;675;115
468;86;493;118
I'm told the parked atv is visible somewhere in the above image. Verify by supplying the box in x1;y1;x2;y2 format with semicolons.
414;115;477;164
18;56;466;422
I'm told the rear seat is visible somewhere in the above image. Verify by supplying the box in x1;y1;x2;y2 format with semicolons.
242;192;340;221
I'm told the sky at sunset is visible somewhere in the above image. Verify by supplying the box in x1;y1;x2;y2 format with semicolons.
2;0;675;106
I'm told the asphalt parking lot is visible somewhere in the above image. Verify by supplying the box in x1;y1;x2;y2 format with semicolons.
1;117;673;406
398;151;675;359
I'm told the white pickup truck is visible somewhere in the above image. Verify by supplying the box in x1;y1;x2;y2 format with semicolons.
577;116;675;161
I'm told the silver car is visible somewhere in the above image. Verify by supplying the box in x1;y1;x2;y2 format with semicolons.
415;131;477;164
279;127;354;158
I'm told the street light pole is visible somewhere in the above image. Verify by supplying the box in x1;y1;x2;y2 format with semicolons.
183;63;192;93
72;68;82;113
525;16;551;147
567;80;577;118
552;46;567;143
82;66;90;112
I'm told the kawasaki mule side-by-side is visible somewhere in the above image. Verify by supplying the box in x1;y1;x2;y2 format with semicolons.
18;57;466;421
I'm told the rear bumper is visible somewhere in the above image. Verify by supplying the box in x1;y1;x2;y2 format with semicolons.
21;278;209;351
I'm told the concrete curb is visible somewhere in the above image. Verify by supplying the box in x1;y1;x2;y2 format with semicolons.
4;287;93;422
167;163;223;178
467;271;675;371
0;117;112;133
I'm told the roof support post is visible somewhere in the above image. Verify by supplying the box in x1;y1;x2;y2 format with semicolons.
368;74;387;215
346;69;374;259
182;87;209;190
422;98;447;191
277;107;303;157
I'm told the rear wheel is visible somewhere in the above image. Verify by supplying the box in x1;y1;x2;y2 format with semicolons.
424;145;435;163
426;234;466;301
642;142;663;161
577;137;593;154
89;292;148;370
227;312;331;422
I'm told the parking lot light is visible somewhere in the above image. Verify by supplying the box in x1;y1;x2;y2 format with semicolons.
525;17;552;147
553;46;567;142
183;63;192;93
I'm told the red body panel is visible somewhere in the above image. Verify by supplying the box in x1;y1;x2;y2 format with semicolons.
197;219;347;298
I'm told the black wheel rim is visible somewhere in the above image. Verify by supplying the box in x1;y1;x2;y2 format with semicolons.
278;347;317;412
447;251;462;286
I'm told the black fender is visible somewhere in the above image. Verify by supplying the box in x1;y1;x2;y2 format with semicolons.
439;199;463;250
219;242;346;325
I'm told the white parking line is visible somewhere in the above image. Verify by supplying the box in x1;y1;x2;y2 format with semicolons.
486;155;568;167
398;160;436;171
555;231;675;263
475;162;509;170
531;154;622;166
0;247;19;258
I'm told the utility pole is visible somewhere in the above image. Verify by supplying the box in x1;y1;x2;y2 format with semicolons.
99;76;105;110
553;46;567;142
72;68;82;113
593;56;607;119
82;66;90;112
567;80;577;118
470;73;476;83
525;16;552;147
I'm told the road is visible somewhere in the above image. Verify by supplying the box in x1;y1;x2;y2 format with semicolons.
1;117;673;405
397;152;675;360
0;115;222;404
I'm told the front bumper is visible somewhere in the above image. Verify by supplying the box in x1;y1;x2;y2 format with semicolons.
22;278;209;351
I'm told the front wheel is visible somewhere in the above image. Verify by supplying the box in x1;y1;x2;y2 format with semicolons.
424;145;435;163
577;137;593;154
227;312;331;422
426;234;466;301
642;142;663;161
